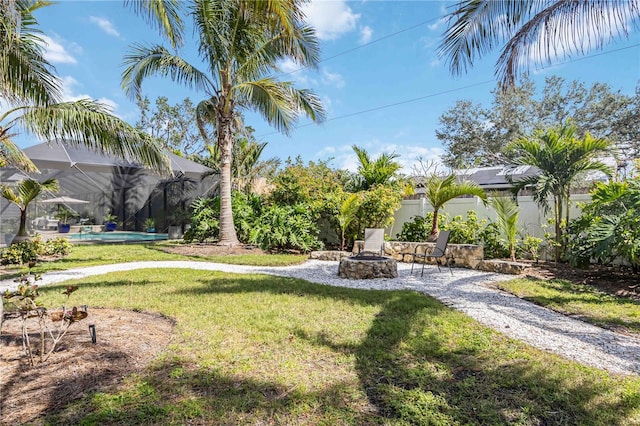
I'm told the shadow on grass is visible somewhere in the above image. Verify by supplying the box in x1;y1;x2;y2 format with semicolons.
503;279;640;334
38;273;640;424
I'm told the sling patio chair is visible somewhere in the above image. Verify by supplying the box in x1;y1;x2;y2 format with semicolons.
411;230;453;276
356;228;385;257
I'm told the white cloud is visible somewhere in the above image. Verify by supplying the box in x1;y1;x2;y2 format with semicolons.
429;58;441;68
315;141;444;175
89;16;120;37
302;0;359;40
321;69;345;89
60;75;120;116
428;18;446;32
359;26;373;44
40;35;77;64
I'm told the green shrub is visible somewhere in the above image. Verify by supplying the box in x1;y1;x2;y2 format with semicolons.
397;213;444;242
248;203;323;252
183;197;220;243
1;241;39;265
43;237;72;256
442;211;485;244
479;222;510;259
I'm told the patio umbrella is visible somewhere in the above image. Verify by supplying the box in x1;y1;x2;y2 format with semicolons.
40;196;90;205
40;196;91;226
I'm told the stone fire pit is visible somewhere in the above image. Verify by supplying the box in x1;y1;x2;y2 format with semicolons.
338;255;398;279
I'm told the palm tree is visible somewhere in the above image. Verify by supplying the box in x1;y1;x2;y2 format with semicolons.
489;196;520;261
202;131;280;195
351;145;402;191
507;121;613;261
122;0;325;245
423;173;487;240
0;0;169;174
0;178;59;244
337;193;361;251
439;0;640;87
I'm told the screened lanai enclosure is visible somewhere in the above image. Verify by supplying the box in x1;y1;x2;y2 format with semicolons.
0;140;216;246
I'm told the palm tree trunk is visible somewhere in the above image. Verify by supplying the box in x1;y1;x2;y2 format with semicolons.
216;120;239;247
428;208;440;241
554;195;562;262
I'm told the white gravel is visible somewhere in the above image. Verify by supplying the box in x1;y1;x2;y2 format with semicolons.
2;259;638;376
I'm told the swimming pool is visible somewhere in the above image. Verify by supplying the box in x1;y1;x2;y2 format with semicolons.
67;231;169;243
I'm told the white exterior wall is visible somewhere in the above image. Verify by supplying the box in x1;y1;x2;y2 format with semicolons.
389;194;591;239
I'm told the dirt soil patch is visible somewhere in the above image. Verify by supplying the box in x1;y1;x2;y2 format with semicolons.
159;242;266;257
0;309;174;424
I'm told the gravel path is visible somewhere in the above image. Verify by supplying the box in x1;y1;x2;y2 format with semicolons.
2;260;638;376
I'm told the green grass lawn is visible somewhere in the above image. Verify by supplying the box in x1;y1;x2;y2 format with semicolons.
32;268;640;425
1;242;308;278
494;278;640;337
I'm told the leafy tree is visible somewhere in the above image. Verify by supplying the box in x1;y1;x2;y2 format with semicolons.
350;145;403;190
135;96;205;157
489;196;520;261
439;0;640;87
271;158;349;221
0;178;59;243
0;0;168;173
122;0;325;246
507;121;613;261
422;174;487;240
437;76;638;168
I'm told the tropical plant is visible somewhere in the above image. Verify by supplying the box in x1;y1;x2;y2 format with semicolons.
122;0;325;246
143;217;156;231
0;0;169;173
0;178;59;243
422;173;487;240
337;194;361;251
566;178;640;270
439;0;640;87
183;197;220;243
489;196;520;261
507;121;612;261
350;145;403;191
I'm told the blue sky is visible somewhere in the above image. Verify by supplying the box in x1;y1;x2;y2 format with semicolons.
24;0;640;173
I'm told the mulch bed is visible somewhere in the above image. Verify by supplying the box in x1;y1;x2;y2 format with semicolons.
0;309;174;424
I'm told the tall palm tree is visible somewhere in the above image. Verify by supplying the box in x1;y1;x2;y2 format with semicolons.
122;0;325;245
351;145;402;191
507;121;613;261
0;0;169;174
423;173;487;240
0;178;59;244
202;132;280;195
440;0;640;87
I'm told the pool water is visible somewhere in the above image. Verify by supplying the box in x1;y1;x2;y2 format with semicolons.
67;231;169;242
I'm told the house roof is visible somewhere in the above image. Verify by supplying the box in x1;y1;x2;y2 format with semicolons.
412;165;540;196
22;140;211;179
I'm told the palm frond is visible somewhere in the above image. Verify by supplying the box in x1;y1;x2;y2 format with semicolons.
0;0;61;106
124;0;184;48
0;128;39;172
122;43;213;100
14;100;171;174
235;79;298;135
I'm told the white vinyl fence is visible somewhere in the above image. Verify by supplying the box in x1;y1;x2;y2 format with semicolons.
389;194;591;240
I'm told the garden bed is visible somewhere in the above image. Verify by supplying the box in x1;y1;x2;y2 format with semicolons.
0;308;173;424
